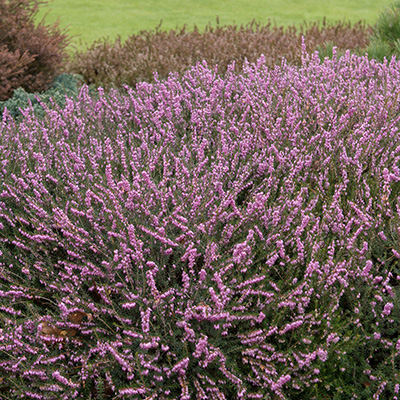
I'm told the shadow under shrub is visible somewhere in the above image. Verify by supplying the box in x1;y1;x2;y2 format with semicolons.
67;18;372;91
1;50;400;399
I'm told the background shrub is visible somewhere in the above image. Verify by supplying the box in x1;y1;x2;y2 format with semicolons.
365;1;400;61
0;73;83;120
1;51;400;399
67;19;372;90
0;0;70;101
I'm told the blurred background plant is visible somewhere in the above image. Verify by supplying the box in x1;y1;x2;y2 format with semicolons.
0;73;83;120
66;19;371;91
0;0;70;101
365;1;400;61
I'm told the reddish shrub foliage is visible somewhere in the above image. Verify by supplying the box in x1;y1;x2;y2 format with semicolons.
0;0;70;101
68;18;372;90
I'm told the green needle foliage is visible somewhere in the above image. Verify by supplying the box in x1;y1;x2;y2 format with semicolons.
0;73;83;121
366;1;400;61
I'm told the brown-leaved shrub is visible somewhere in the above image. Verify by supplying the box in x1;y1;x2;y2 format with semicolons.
67;18;372;90
0;0;70;101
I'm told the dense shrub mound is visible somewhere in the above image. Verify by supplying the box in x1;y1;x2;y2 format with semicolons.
1;49;400;399
0;0;69;101
67;19;372;91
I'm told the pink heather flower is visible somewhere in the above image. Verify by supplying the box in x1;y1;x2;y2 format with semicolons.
140;341;158;350
378;231;387;241
181;270;190;292
317;348;328;362
209;287;223;309
172;357;190;376
119;387;146;395
382;168;390;183
327;333;340;344
280;320;303;334
140;308;152;334
393;249;400;259
198;268;207;282
271;374;291;391
193;336;209;358
145;269;159;298
361;260;373;277
23;393;44;399
52;371;78;388
373;332;381;340
256;311;266;323
233;241;252;264
381;302;394;317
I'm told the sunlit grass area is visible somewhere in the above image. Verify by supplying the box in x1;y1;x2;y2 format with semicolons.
37;0;391;50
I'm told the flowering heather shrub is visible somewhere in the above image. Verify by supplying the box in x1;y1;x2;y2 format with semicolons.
1;47;400;399
67;19;372;91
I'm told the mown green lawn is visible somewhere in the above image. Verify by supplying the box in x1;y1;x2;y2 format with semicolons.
37;0;391;51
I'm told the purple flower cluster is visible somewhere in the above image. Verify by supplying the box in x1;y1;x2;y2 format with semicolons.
1;46;400;398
